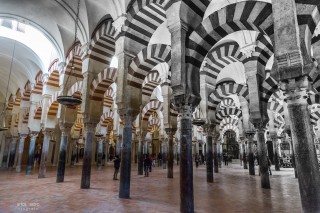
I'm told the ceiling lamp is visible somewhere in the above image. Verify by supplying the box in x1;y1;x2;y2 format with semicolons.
0;41;17;131
57;0;82;108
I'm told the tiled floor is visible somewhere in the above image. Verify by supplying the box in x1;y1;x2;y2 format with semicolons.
0;162;302;213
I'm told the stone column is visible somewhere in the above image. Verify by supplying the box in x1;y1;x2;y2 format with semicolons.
162;140;167;169
245;131;255;175
38;130;51;178
26;133;38;175
179;105;194;213
119;109;135;199
286;130;297;178
81;122;95;189
137;134;144;175
177;141;180;165
166;128;177;178
56;124;71;182
16;134;27;172
96;137;104;169
271;134;280;171
242;139;248;169
239;141;243;166
255;123;270;189
203;124;214;182
8;137;18;168
0;133;5;167
285;78;320;211
195;141;199;156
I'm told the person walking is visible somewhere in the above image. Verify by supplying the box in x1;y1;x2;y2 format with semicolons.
113;155;120;180
223;153;228;166
144;155;151;177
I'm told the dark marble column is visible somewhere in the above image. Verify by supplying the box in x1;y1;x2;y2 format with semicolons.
81;122;95;188
286;87;320;212
246;132;255;175
38;130;51;178
16;134;27;172
8;137;18;168
162;141;167;169
57;124;71;182
242;140;248;169
179;105;194;213
213;141;219;173
166;128;177;179
204;124;214;182
119;109;135;199
271;135;280;171
137;134;144;175
26;133;38;175
217;142;222;168
287;131;297;178
255;124;270;189
177;142;180;165
96;137;104;170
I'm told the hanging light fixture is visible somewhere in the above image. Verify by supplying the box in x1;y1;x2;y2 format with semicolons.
0;40;17;131
57;0;82;108
192;105;206;127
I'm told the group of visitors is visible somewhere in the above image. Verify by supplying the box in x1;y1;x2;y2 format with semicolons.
195;154;205;168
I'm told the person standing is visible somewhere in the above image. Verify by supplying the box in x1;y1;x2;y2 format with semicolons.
144;155;151;177
113;155;120;180
223;153;228;166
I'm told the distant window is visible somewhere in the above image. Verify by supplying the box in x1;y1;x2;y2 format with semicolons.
1;20;12;29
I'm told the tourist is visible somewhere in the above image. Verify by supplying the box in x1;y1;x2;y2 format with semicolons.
223;153;228;166
113;155;120;180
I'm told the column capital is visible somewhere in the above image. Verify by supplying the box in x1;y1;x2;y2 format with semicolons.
281;76;311;105
59;122;72;136
19;134;28;140
113;14;127;34
165;128;177;137
203;124;216;137
245;130;255;140
118;108;139;126
29;131;39;139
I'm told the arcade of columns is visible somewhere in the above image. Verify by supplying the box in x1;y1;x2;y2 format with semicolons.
1;1;320;213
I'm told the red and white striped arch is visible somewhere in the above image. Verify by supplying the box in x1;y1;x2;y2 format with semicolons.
104;88;115;108
47;91;60;116
67;81;83;97
22;108;30;124
142;71;161;97
32;71;43;95
22;80;31;101
100;111;114;127
46;59;60;88
87;19;116;66
63;43;83;79
141;100;163;121
14;89;21;106
90;67;117;101
34;100;43;120
6;95;14;111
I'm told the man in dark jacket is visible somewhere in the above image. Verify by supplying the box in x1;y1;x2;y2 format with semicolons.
113;155;120;180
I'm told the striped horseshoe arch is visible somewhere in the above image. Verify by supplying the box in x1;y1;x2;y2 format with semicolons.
47;91;60;116
296;1;320;54
87;19;116;66
220;116;239;128
90;67;117;101
216;107;242;122
22;108;30;124
202;41;246;86
221;124;238;135
208;82;249;112
67;81;83;97
63;43;83;79
219;97;236;110
6;95;14;111
142;70;161;97
32;71;43;95
47;59;60;88
310;109;320;126
128;44;171;89
104;88;115;108
307;94;320;105
22;80;31;101
141;100;163;121
100;111;114;127
34;100;43;120
124;0;167;51
73;118;83;132
148;118;161;128
267;101;284;115
260;76;279;103
187;1;274;73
